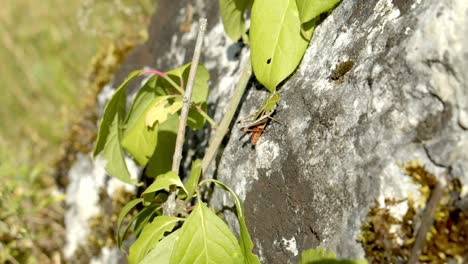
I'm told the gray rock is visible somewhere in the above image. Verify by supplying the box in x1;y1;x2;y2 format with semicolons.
211;0;468;263
64;0;468;263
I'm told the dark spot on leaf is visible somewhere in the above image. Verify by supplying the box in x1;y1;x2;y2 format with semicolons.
266;58;271;64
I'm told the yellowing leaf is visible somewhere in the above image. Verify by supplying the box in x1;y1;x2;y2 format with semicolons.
145;97;183;128
250;0;308;92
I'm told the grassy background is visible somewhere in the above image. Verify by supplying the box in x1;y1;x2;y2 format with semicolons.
0;0;155;262
0;0;154;163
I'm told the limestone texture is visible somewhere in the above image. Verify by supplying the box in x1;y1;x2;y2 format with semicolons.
64;0;468;263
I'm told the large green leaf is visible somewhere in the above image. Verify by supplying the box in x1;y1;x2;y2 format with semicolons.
128;215;181;264
102;115;135;184
170;202;244;264
296;0;341;26
250;0;309;92
121;117;159;166
296;0;341;39
140;229;181;264
202;179;259;264
219;0;252;41
145;113;178;177
93;71;141;184
145;97;183;128
121;76;159;166
93;70;141;157
142;171;188;196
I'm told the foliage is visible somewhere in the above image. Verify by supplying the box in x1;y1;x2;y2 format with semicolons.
0;150;64;263
219;0;341;92
95;0;347;263
299;248;367;264
359;162;468;263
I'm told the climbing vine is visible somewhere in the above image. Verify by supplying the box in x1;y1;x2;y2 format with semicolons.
92;1;368;263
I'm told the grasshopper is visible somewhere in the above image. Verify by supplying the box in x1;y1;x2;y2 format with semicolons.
239;91;280;144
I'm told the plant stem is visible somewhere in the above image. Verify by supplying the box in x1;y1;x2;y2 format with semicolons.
201;57;252;173
142;69;185;95
407;177;446;264
191;102;217;128
172;18;207;174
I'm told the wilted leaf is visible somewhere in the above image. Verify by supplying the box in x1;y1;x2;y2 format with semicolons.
170;202;244;264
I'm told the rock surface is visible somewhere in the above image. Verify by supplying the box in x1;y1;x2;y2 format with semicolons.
212;0;468;263
63;0;468;263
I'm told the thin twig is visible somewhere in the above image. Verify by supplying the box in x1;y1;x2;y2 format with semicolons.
407;177;446;264
201;57;252;172
172;18;207;173
142;69;185;95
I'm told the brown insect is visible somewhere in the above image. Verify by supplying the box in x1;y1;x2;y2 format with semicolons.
248;122;267;145
238;92;280;145
329;60;354;82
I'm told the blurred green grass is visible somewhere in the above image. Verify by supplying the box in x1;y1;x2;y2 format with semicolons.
0;0;155;262
0;0;154;163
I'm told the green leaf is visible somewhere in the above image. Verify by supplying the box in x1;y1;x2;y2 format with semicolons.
299;248;368;264
184;159;202;202
116;198;143;250
133;205;160;237
170;202;244;264
201;179;259;264
146;113;178;177
187;102;207;130
102;115;135;184
93;70;141;157
128;216;181;264
296;0;341;26
219;0;253;41
250;0;309;92
163;63;209;104
93;71;141;184
142;171;188;196
121;76;160;166
296;0;341;39
121;117;159;166
145;97;183;128
181;64;209;104
124;75;158;128
140;229;181;264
